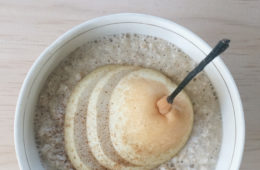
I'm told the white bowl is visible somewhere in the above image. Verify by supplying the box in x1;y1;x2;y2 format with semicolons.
14;13;245;170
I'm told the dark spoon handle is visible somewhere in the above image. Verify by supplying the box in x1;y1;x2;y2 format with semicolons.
167;39;230;104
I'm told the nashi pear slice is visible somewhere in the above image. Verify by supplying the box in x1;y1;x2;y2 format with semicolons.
87;65;147;170
109;68;194;167
65;65;119;170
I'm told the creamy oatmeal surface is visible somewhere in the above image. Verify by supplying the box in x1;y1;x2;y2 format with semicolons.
34;34;222;170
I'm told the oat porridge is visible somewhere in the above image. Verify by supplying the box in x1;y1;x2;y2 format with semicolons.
34;34;222;170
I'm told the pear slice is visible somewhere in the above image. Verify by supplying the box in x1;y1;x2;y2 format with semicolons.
64;65;120;170
109;68;194;167
87;65;147;170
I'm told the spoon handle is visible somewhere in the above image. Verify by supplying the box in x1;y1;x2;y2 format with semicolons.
167;39;230;104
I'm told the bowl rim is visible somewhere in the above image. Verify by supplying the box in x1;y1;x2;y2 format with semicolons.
14;13;245;170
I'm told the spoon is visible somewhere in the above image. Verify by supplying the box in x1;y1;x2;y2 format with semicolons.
157;39;230;115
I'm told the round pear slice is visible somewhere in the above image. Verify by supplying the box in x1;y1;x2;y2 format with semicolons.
64;65;120;170
109;68;194;167
87;66;146;170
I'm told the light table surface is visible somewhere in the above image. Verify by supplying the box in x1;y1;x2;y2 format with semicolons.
0;0;260;169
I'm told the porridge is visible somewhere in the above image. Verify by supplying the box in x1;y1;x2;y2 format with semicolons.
34;34;222;170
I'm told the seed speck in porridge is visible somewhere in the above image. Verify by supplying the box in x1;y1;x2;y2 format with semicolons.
34;34;222;170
